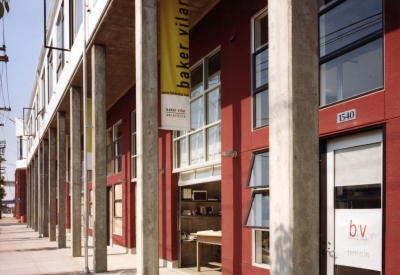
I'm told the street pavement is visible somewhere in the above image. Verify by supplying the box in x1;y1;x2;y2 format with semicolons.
0;217;192;275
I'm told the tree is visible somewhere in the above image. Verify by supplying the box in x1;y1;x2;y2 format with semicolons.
0;0;9;19
0;176;6;219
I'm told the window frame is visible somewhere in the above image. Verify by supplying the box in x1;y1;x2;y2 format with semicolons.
113;183;123;236
252;228;270;268
131;111;137;181
17;136;24;160
56;3;65;82
89;190;93;229
243;189;269;229
173;47;222;171
47;46;54;103
40;68;46;114
74;0;83;38
318;0;384;107
244;149;270;269
113;120;123;174
106;128;112;176
246;149;269;189
251;8;269;130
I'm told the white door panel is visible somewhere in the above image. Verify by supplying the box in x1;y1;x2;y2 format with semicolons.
326;130;382;275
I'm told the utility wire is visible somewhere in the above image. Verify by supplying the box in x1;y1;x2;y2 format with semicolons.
0;112;15;123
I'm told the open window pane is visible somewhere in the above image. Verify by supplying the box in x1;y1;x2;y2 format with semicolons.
245;192;270;228
247;151;269;188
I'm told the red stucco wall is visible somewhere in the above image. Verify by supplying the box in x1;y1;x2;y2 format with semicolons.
14;169;27;219
85;0;399;273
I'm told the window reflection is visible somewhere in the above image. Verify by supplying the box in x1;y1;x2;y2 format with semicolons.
190;132;204;165
255;49;268;89
320;38;383;105
245;192;270;227
191;64;203;98
319;0;382;57
319;0;383;106
207;88;220;124
190;97;204;130
255;89;269;128
249;152;269;188
207;125;221;161
207;51;221;89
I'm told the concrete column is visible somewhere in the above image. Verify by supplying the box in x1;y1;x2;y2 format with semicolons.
70;87;82;257
269;0;319;274
34;155;38;231
49;128;57;241
57;112;67;248
39;146;43;236
26;165;30;228
42;139;49;237
135;1;159;274
30;163;34;229
91;44;107;273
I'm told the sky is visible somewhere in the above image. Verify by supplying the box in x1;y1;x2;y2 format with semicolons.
1;0;45;189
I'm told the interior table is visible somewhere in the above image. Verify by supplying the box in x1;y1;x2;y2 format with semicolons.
191;231;222;271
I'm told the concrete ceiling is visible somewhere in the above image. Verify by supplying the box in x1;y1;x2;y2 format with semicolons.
46;0;220;136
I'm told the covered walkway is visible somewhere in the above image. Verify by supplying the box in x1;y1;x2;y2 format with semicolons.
0;218;196;275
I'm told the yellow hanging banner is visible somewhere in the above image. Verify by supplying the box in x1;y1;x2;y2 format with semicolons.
160;0;191;131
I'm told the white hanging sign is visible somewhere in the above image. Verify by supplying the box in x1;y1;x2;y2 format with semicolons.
335;209;382;271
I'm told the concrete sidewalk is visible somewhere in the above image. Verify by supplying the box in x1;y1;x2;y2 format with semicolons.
0;217;189;275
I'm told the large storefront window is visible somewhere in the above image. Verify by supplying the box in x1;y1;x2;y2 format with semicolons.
319;0;383;106
244;150;270;267
173;49;221;170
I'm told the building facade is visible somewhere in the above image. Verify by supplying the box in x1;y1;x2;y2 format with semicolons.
18;0;400;274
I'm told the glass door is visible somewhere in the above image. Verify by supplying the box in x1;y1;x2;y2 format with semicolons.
326;130;383;275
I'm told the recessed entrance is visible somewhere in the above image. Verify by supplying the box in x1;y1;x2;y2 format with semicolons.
324;130;383;275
